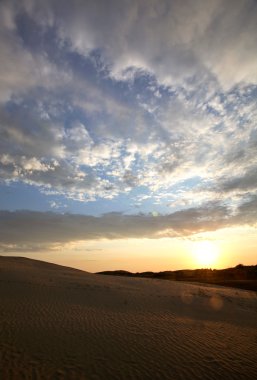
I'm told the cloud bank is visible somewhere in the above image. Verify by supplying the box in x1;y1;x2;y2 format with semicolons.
1;196;256;251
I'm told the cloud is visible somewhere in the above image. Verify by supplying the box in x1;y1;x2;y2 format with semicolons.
0;201;253;252
219;166;257;193
0;1;71;103
236;195;257;223
1;80;256;205
18;0;257;88
0;103;122;200
2;190;257;251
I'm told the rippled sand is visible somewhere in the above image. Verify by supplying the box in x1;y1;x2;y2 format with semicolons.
1;256;257;379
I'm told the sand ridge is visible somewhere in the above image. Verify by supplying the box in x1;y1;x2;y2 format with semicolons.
1;256;257;379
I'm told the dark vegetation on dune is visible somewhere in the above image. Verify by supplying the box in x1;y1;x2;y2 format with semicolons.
98;264;257;292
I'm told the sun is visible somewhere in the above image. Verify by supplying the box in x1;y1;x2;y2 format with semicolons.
191;240;219;268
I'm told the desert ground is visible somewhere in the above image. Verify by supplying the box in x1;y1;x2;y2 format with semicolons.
0;256;257;380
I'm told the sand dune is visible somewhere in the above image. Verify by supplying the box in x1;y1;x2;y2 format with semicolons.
1;256;257;379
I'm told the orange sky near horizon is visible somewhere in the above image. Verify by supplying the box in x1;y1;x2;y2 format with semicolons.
7;226;257;273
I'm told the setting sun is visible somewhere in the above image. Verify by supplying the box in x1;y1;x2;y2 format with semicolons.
191;241;219;268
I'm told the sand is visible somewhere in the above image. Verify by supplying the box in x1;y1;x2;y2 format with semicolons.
0;256;257;379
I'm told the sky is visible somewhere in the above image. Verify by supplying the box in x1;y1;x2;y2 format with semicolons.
0;0;257;272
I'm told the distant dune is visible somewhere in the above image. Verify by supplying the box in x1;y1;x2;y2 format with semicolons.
98;265;257;292
1;256;257;379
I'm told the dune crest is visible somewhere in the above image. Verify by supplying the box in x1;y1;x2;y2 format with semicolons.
1;256;257;379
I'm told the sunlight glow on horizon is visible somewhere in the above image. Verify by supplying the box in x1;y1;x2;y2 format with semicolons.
9;225;256;273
